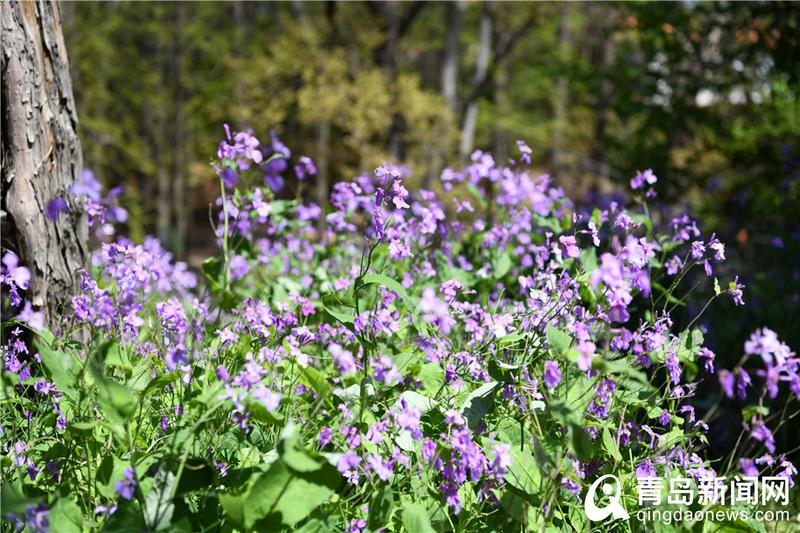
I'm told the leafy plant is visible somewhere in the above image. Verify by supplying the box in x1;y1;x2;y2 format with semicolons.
1;129;797;532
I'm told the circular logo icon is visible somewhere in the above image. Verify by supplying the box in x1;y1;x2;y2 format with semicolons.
584;474;630;522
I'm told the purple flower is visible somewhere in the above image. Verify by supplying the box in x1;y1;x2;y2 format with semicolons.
218;124;262;169
229;255;249;280
559;235;580;258
690;240;706;259
718;370;734;398
294;156;316;180
422;439;436;462
115;467;137;500
735;368;751;400
71;169;103;199
297;203;322;221
337;451;361;484
516;140;532;164
156;298;187;340
319;427;333;448
490;443;513;481
576;341;596;372
17;302;45;331
7;503;49;533
220;167;238;189
699;347;715;372
740;458;759;477
728;276;745;306
367;453;393;481
665;353;681;384
543;360;561;389
330;344;355;375
630;169;657;190
748;418;776;453
636;460;657;478
372;207;385;240
46;197;69;221
561;478;581;498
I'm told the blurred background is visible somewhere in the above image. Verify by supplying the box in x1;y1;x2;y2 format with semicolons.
61;2;798;382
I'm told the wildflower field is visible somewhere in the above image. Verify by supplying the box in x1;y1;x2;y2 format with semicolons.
1;128;798;532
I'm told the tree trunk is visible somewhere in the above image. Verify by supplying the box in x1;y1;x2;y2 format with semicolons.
441;1;465;112
172;3;186;257
589;6;615;182
1;0;88;327
551;6;571;177
315;120;330;233
460;3;492;159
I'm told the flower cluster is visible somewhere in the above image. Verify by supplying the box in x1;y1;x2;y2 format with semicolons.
1;127;796;532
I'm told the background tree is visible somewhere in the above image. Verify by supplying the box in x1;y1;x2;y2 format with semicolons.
1;0;87;326
60;0;799;357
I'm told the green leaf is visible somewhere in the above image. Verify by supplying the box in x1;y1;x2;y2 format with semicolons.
142;469;176;531
488;359;521;383
277;423;323;473
105;342;133;371
545;326;572;358
570;425;593;462
367;485;394;531
35;341;80;402
460;382;499;429
492;252;512;279
398;390;437;415
505;445;542;496
299;366;333;405
201;257;223;290
602;427;622;462
401;502;435;533
139;371;181;395
49;497;84;533
101;501;146;533
95;377;136;423
361;272;408;300
0;482;37;516
322;300;355;327
96;455;130;499
221;459;339;529
742;405;769;420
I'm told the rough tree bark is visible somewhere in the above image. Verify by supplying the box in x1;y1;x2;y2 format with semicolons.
1;0;88;326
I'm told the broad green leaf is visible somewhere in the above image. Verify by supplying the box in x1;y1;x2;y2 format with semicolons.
570;425;593;462
398;390;437;414
222;459;339;529
602;427;622;462
49;497;83;533
35;341;80;402
361;272;408;300
367;485;394;531
277;423;323;473
299;366;333;405
545;325;572;358
492;252;512;279
105;342;133;371
505;445;542;495
101;501;146;533
142;469;176;531
460;381;499;429
0;482;37;516
401;502;435;533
